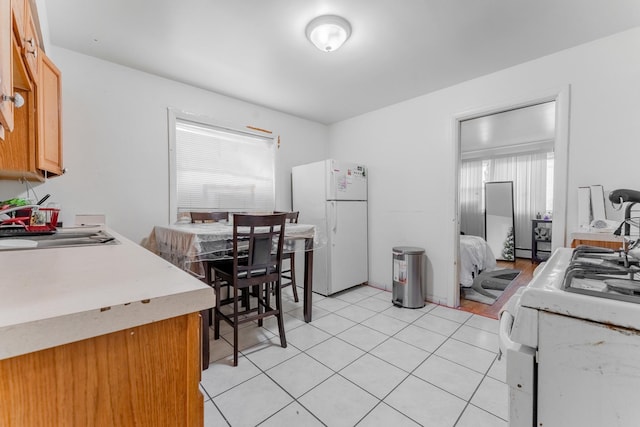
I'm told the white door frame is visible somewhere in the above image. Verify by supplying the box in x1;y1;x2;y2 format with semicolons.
450;86;571;307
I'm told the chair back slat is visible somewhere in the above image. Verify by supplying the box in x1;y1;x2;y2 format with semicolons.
232;214;286;284
190;211;229;223
285;211;299;224
250;235;272;268
275;211;299;224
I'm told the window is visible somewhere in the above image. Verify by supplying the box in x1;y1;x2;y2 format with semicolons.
168;110;276;222
477;152;554;212
460;151;554;249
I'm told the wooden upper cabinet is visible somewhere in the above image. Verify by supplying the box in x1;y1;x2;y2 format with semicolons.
0;47;64;181
36;49;62;176
0;39;37;181
0;0;62;180
0;0;14;138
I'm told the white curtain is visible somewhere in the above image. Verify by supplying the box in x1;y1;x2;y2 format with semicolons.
488;153;548;250
460;160;484;237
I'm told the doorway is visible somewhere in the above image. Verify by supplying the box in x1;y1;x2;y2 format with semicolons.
451;87;571;310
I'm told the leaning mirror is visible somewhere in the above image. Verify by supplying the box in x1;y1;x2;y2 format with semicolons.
485;181;515;261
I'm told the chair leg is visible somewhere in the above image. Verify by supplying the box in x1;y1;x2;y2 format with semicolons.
290;254;299;302
204;262;214;326
200;309;209;370
213;280;221;340
233;290;239;367
265;283;271;307
256;284;263;327
274;279;287;349
204;261;212;285
241;287;250;308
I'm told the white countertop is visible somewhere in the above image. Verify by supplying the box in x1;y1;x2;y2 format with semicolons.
0;227;215;360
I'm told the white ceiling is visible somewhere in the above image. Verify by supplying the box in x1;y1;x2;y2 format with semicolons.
43;0;640;124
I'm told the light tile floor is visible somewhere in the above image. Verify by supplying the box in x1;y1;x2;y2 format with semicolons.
201;285;508;427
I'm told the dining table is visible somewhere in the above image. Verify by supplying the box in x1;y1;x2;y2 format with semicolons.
144;221;317;323
144;221;318;369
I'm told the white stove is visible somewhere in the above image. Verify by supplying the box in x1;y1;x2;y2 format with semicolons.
500;247;640;427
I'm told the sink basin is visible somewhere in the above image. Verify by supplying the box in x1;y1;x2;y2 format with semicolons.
0;230;119;251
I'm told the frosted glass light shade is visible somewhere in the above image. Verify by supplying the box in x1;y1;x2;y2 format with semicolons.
306;15;351;52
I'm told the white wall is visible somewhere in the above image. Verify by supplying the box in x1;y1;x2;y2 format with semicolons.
0;47;329;244
4;21;639;306
329;27;640;305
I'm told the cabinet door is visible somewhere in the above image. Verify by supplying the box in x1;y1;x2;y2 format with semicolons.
21;0;38;81
11;0;25;44
0;313;205;426
0;0;14;137
0;85;39;181
36;48;62;176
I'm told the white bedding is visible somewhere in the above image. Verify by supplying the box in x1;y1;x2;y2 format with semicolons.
459;235;497;287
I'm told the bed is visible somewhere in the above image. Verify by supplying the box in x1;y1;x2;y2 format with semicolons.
459;235;497;287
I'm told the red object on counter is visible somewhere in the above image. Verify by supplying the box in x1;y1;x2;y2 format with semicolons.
0;207;60;233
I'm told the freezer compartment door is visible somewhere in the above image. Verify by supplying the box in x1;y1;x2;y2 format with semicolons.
327;200;368;294
326;160;367;201
500;311;536;427
292;160;328;209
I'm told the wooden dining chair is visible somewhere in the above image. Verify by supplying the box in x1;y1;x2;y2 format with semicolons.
190;211;229;223
211;213;287;366
275;211;300;302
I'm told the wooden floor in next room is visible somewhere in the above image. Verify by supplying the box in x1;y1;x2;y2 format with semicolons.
459;258;536;319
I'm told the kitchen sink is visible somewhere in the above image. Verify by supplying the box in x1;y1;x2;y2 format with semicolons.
0;229;119;251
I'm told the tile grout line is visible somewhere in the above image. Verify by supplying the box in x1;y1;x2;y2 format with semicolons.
452;353;508;425
289;298;458;425
255;291;394;427
203;286;506;425
262;293;414;425
348;317;471;426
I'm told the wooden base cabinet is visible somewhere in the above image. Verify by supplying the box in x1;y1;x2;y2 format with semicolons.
0;313;204;426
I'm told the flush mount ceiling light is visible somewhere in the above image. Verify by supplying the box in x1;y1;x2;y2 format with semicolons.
305;15;352;52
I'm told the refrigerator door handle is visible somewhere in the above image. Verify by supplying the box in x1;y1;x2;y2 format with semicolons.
331;201;338;234
328;166;335;200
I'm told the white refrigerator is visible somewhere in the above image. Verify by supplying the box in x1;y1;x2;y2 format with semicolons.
292;159;368;296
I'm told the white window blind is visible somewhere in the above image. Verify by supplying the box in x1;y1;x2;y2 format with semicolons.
173;118;275;215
